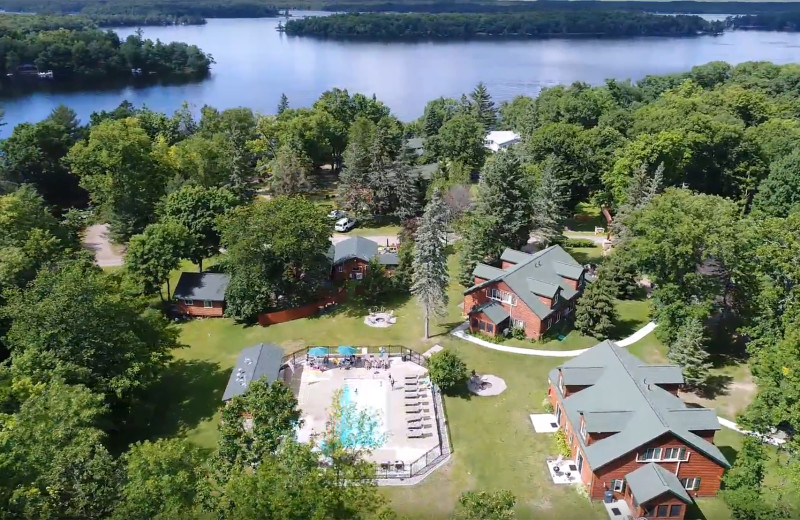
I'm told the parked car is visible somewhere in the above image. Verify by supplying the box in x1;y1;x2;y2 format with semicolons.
334;217;357;232
328;209;346;220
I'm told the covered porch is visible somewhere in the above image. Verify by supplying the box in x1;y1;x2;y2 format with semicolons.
467;301;509;337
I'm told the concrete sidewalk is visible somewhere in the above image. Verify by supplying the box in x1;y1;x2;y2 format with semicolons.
450;321;658;358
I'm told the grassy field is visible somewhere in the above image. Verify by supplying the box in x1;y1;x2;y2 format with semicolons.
152;249;757;519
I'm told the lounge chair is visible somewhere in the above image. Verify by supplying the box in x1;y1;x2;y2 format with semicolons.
407;422;423;429
407;429;425;438
407;415;431;422
406;408;420;414
405;401;430;407
404;375;419;381
404;387;417;392
405;394;419;399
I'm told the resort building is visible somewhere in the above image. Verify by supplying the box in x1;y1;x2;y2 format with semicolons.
547;341;730;520
173;272;230;317
329;236;399;282
223;343;287;402
463;245;585;339
484;130;521;152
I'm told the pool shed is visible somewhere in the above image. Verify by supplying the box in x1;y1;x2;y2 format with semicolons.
223;343;286;401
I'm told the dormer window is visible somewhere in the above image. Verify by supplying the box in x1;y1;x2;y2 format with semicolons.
558;372;564;394
553;291;560;306
580;418;587;440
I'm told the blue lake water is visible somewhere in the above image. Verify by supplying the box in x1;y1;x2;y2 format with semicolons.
3;13;800;129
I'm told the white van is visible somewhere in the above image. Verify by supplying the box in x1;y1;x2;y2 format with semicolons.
334;217;357;232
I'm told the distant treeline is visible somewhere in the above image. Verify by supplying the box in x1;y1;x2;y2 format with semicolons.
0;0;279;19
0;12;205;29
284;12;723;40
728;12;800;31
0;15;213;82
318;1;800;15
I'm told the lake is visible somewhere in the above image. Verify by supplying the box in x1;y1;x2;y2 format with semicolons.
3;13;800;129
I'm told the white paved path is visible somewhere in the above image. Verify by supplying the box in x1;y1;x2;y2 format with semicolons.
450;321;657;358
717;417;786;446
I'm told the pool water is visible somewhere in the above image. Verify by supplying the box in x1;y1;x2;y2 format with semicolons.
338;379;388;449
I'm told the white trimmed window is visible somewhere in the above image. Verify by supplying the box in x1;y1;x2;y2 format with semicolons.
511;318;525;329
580;419;587;440
487;288;516;305
203;300;212;309
337;265;343;272
558;372;564;393
680;477;701;491
663;447;688;461
184;299;194;306
611;479;625;493
553;291;560;305
638;448;662;461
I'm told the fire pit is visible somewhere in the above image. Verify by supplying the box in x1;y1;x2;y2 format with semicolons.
364;311;397;328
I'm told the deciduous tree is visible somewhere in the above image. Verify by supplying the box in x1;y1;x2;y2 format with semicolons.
270;141;313;195
125;221;194;299
427;350;468;393
217;378;301;471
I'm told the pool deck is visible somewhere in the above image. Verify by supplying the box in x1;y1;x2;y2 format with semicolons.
296;359;439;465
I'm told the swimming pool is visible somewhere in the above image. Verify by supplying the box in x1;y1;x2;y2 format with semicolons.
338;379;388;449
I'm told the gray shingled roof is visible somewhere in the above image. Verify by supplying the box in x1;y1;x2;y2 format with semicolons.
173;272;230;301
330;236;399;267
465;246;586;320
550;341;729;471
626;463;693;505
223;343;285;401
470;301;509;324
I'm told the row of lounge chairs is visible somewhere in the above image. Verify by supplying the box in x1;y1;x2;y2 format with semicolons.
405;376;432;438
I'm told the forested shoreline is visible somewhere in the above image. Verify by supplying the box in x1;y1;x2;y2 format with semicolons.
728;12;800;31
285;12;722;40
0;0;279;20
0;15;213;84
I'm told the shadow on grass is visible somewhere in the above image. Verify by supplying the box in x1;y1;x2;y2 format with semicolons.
443;381;473;401
320;291;413;319
697;374;734;400
718;445;739;467
145;359;227;439
684;501;709;520
611;317;642;339
431;320;466;338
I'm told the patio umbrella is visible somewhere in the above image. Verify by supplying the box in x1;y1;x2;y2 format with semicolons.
337;346;357;355
308;347;329;357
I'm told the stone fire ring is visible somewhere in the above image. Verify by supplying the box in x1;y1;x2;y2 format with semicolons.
467;374;507;396
364;312;395;328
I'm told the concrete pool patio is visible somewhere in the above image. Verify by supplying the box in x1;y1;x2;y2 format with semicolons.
295;358;443;470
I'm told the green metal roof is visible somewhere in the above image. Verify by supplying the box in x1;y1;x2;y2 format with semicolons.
469;301;509;324
583;411;634;433
464;245;586;320
549;341;730;471
554;261;585;280
626;463;693;505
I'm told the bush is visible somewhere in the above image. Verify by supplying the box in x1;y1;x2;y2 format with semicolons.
511;326;527;340
541;396;553;413
472;331;503;344
427;350;468;393
554;429;571;457
565;238;597;248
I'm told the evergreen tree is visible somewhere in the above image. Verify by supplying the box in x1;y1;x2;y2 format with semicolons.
667;317;712;389
391;160;422;221
574;278;618;339
412;189;449;339
338;117;376;217
457;152;532;285
597;251;639;299
270;141;312;195
531;158;569;246
470;82;497;130
277;93;289;115
612;162;664;241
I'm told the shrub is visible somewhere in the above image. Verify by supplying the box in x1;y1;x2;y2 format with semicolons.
511;326;527;340
575;483;590;500
565;238;597;248
541;396;553;413
554;429;571;458
427;350;468;393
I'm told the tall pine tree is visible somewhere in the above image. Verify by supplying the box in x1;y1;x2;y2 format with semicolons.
412;189;449;339
667;317;712;389
458;151;532;285
531;158;569;246
470;82;497;131
270;140;312;195
574;278;618;339
277;93;289;115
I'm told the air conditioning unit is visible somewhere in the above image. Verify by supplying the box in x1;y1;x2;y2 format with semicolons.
356;273;363;280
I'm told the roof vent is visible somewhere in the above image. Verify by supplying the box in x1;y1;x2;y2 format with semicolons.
244;357;252;364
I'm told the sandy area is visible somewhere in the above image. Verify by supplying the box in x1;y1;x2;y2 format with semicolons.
82;224;125;267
